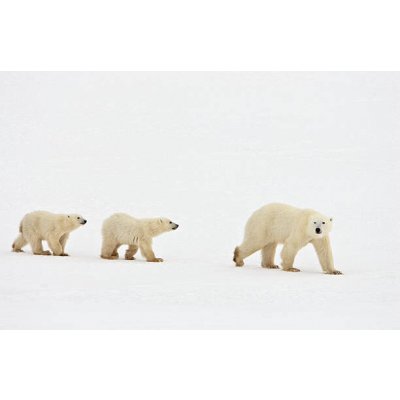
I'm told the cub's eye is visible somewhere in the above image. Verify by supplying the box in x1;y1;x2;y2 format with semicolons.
322;222;325;224
77;217;80;219
313;222;316;224
169;221;172;224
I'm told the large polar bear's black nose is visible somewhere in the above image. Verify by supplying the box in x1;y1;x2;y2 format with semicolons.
315;227;321;234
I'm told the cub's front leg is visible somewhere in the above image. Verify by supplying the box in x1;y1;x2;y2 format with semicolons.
47;235;65;256
311;236;342;275
139;239;163;262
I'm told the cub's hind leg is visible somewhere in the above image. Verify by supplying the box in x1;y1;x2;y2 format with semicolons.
261;243;279;269
30;238;51;256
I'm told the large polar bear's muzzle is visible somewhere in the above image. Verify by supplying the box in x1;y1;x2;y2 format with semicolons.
171;222;179;230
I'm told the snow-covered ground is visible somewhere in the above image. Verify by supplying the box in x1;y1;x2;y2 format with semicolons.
0;72;399;329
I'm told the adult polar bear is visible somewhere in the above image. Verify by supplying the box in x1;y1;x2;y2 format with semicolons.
101;213;179;261
12;211;87;256
234;203;342;274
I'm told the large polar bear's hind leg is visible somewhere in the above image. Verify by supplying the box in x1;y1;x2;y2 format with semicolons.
311;237;342;275
281;243;302;272
233;242;260;267
111;244;121;258
12;233;27;252
12;221;28;252
125;244;138;260
101;238;119;259
261;243;279;268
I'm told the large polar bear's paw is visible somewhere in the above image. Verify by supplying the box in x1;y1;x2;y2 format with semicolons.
101;254;119;260
283;267;301;272
326;270;343;275
147;258;164;262
262;264;280;269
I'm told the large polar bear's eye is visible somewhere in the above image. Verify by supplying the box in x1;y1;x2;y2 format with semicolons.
313;222;316;224
322;222;325;224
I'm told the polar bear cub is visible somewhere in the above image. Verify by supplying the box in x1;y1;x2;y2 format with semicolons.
101;213;179;262
233;203;342;274
12;211;87;256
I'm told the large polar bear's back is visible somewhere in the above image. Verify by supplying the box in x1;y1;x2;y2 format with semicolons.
102;213;143;243
244;203;304;245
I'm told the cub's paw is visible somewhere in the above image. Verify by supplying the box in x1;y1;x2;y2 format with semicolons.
124;251;135;260
60;253;69;257
35;250;51;256
284;267;301;272
327;270;343;275
148;258;164;262
262;264;280;269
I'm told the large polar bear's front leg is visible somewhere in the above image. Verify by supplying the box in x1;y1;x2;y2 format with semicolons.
311;237;342;275
281;243;302;272
125;244;138;260
140;239;163;262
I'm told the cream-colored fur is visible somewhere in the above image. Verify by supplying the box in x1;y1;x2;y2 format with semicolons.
100;213;179;262
233;203;342;274
12;211;87;256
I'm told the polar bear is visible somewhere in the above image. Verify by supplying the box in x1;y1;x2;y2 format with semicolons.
100;213;179;261
12;211;87;256
233;203;342;274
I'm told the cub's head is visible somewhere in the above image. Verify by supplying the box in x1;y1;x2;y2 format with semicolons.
306;213;332;239
66;214;87;229
158;217;179;233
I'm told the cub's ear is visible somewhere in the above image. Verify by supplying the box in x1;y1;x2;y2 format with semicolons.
159;218;163;224
68;215;70;218
330;218;333;221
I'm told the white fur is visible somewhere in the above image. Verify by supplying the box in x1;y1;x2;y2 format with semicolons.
100;213;179;262
12;211;87;256
234;203;341;274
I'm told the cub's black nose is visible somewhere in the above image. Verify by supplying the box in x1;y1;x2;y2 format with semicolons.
316;227;321;234
82;220;87;224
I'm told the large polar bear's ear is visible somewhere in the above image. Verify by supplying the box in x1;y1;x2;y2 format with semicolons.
330;218;333;221
159;218;163;224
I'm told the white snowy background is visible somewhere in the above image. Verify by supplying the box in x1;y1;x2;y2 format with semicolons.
0;72;399;329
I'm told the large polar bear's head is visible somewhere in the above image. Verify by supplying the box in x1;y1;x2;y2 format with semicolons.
65;214;87;230
306;212;332;239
